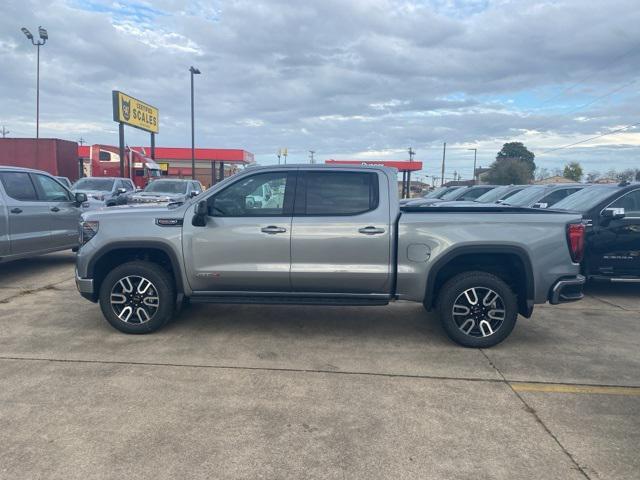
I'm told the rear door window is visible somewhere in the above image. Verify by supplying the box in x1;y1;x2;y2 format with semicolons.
459;187;493;201
610;189;640;217
298;171;378;215
540;187;581;206
0;172;38;201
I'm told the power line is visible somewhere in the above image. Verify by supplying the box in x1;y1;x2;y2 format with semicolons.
556;77;638;117
539;120;640;155
528;77;639;135
534;42;640;108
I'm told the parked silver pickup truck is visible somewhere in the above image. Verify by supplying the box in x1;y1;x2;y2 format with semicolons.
0;166;87;263
75;165;586;347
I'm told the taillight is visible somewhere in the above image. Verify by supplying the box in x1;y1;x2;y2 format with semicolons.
566;223;585;263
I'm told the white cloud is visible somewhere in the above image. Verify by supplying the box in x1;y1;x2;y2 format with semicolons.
1;0;640;179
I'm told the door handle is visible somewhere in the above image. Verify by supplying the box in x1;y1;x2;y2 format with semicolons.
261;226;287;234
10;208;22;214
50;207;60;212
358;226;386;235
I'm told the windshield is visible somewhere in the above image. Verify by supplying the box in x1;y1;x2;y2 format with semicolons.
502;186;546;206
475;186;510;203
476;186;525;203
73;178;115;191
424;186;455;199
441;187;468;200
144;180;188;194
552;185;619;212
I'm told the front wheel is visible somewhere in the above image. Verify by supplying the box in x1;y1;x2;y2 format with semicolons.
99;261;175;334
437;271;518;348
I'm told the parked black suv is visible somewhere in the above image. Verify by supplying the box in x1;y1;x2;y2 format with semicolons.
553;182;640;282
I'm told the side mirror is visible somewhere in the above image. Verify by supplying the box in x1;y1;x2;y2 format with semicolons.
601;207;625;220
192;200;208;227
75;192;88;205
116;188;127;195
532;202;548;209
190;191;198;198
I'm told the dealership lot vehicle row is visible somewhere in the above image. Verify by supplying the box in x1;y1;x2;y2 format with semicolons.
1;253;639;479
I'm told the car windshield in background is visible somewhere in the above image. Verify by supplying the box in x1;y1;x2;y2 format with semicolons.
552;185;619;212
144;181;188;194
502;186;546;206
423;186;453;199
440;187;467;200
475;186;511;203
73;178;115;191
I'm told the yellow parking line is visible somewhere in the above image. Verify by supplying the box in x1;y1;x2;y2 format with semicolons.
511;382;640;396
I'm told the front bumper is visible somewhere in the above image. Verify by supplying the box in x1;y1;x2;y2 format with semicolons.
549;274;586;304
75;269;96;302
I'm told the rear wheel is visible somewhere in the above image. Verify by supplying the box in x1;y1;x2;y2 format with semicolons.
437;271;518;348
99;261;175;334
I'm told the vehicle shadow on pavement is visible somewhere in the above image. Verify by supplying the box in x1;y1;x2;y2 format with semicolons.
0;252;76;289
583;282;640;310
170;301;453;346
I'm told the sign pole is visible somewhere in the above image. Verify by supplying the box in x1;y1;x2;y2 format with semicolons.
118;122;125;177
150;133;155;160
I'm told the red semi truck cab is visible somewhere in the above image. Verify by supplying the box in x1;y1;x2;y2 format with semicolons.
80;144;161;189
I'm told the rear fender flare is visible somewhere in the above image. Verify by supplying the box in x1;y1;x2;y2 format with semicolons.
424;245;535;317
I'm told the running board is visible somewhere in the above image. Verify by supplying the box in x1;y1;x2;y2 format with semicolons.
190;295;390;306
590;275;640;283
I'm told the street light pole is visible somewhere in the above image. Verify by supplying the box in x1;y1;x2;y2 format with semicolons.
21;26;47;139
189;66;201;180
467;148;478;184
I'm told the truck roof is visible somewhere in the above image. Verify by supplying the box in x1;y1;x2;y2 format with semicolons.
0;165;52;174
245;163;397;173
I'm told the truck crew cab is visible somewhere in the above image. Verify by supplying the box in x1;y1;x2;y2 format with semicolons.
75;165;585;348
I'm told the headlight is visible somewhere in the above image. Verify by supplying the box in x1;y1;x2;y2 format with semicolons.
80;221;99;245
92;194;105;201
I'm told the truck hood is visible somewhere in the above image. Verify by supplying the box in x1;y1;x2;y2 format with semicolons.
129;192;186;203
81;203;186;221
405;198;445;206
73;189;110;197
431;200;484;207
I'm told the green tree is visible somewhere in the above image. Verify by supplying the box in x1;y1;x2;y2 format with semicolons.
496;142;536;177
485;158;532;185
563;162;583;182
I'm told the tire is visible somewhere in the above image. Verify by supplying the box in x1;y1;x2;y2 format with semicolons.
436;271;518;348
99;261;175;334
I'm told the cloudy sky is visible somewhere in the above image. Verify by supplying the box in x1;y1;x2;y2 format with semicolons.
2;0;640;181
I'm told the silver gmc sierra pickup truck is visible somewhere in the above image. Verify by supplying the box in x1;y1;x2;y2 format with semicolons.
75;164;586;347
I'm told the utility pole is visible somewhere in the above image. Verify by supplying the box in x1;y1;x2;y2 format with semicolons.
277;149;282;165
78;137;85;146
309;150;315;164
1;126;9;138
440;142;447;187
406;147;416;198
467;148;478;184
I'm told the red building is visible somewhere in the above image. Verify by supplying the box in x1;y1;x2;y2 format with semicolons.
79;145;254;188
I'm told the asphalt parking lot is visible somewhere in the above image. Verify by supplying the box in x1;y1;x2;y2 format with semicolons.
1;252;639;480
